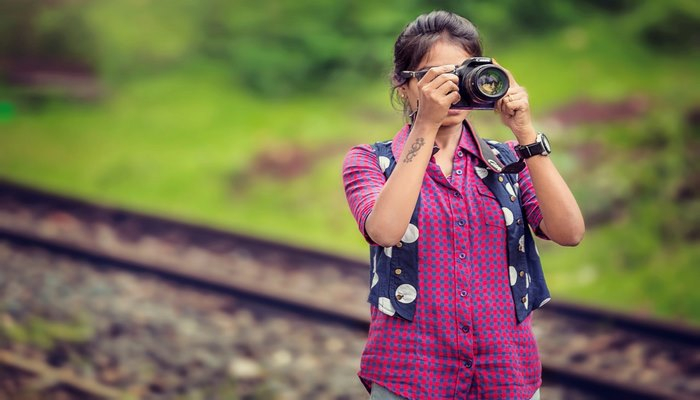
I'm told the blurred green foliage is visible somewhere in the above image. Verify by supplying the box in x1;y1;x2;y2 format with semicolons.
0;0;699;323
2;0;697;93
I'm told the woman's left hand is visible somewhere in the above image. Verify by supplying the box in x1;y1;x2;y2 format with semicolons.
493;61;536;142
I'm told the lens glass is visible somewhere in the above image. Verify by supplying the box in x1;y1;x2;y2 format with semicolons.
476;68;507;97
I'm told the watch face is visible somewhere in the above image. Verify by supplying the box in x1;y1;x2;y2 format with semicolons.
540;133;551;153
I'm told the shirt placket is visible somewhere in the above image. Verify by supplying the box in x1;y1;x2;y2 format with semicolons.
448;149;477;395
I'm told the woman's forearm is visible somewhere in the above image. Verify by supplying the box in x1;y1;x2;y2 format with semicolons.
523;148;585;246
365;121;439;246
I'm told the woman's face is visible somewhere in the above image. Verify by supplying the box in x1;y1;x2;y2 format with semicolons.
401;39;472;127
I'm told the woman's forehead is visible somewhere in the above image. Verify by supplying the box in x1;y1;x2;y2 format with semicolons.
418;40;472;69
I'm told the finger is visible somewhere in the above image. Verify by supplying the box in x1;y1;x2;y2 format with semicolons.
499;94;509;116
505;87;527;100
421;72;458;93
494;97;504;115
503;98;529;118
502;100;511;117
496;85;527;115
502;96;519;117
423;76;459;96
419;65;457;85
509;98;529;113
501;94;518;113
502;93;526;106
435;80;459;96
448;91;461;105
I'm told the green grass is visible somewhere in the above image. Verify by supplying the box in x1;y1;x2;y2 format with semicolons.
1;20;699;324
0;62;393;256
542;221;700;322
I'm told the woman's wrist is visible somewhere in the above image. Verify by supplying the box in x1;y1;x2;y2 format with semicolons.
513;125;538;145
411;118;441;138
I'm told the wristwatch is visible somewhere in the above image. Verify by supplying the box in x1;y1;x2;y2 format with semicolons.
515;132;551;159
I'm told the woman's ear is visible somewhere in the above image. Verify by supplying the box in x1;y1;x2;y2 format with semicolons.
399;85;417;111
398;86;408;100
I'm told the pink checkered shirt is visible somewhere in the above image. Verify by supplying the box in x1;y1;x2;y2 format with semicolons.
342;123;548;399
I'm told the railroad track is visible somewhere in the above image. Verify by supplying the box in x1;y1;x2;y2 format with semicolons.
0;235;369;399
0;349;128;400
0;178;698;399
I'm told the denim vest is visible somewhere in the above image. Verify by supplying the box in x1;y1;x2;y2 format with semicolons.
368;137;551;324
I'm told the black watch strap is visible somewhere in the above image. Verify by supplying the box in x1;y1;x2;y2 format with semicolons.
515;133;551;159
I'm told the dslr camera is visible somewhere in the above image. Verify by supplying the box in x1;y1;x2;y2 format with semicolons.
452;57;509;110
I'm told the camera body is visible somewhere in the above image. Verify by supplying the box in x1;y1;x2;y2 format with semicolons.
452;57;510;110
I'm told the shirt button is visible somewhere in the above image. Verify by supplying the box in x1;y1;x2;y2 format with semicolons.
461;325;470;333
457;219;466;226
453;191;462;198
397;293;404;301
519;270;525;277
521;296;528;303
498;176;504;182
460;290;467;297
396;242;403;248
516;218;523;225
455;169;463;175
464;358;473;368
394;268;402;275
510;195;517;202
457;151;464;157
458;253;466;259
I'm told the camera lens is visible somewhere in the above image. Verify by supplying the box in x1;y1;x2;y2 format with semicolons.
464;65;509;103
477;68;508;97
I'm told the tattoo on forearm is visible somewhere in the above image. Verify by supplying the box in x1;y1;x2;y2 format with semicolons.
403;138;425;163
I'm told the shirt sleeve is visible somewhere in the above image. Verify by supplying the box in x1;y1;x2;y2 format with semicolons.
506;141;550;240
342;144;385;245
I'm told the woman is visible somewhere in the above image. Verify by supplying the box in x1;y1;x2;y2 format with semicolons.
342;10;585;400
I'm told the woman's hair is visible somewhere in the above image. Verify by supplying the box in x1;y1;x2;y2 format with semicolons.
391;10;483;116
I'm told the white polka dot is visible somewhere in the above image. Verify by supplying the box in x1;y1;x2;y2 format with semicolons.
378;156;390;173
514;182;520;193
474;166;489;179
523;294;529;309
502;207;514;226
371;254;378;288
518;235;525;252
395;284;417;304
526;273;531;289
539;297;551;307
378;297;395;316
491;148;501;156
401;224;419;243
384;247;392;258
505;182;516;198
509;266;517;286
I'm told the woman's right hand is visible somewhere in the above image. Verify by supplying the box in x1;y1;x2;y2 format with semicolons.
414;65;461;127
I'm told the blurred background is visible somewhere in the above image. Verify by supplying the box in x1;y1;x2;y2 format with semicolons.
0;0;699;398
